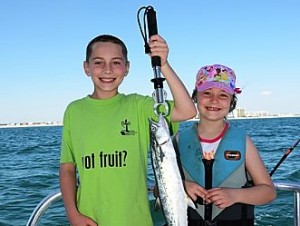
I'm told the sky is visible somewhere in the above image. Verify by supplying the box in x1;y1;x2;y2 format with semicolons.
1;0;300;123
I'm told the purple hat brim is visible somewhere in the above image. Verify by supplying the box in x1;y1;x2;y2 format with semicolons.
196;81;234;95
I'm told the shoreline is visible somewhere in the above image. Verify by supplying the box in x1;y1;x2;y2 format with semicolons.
1;115;300;129
189;114;300;121
0;122;62;129
229;114;300;120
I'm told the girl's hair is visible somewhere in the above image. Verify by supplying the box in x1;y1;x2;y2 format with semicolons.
191;88;237;113
85;34;128;62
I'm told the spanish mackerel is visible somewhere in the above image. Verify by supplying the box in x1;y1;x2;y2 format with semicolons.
149;114;194;226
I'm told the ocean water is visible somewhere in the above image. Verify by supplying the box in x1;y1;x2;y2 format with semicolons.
0;117;299;226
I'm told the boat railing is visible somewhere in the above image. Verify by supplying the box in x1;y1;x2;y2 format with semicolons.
274;181;300;226
26;181;300;226
26;190;62;226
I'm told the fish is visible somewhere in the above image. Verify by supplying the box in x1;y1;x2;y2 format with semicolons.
149;114;195;226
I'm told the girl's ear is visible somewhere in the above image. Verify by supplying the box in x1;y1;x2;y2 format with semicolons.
229;95;237;112
191;89;197;103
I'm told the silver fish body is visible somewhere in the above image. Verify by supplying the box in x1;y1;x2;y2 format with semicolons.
149;114;191;226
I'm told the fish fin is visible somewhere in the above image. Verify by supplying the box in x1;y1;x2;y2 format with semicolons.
187;196;196;209
154;197;161;211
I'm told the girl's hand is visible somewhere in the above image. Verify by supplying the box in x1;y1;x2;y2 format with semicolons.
205;187;238;209
184;180;208;202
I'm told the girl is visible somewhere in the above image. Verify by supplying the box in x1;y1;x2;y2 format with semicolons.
176;64;276;226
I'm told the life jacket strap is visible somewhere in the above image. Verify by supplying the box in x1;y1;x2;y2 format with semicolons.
188;218;254;226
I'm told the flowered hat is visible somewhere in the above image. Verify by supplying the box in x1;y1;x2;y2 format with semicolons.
195;64;241;94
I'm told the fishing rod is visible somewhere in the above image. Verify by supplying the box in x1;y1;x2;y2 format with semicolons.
269;138;300;177
137;6;169;116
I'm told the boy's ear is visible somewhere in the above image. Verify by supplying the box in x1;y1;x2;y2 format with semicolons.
125;61;130;76
83;61;91;76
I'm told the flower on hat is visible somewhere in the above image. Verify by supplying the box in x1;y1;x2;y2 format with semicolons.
234;87;242;94
195;64;241;95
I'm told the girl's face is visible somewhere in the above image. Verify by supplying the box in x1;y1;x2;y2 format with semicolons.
83;42;129;99
197;87;232;121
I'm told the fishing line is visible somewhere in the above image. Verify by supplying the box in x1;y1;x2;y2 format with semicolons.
137;6;150;54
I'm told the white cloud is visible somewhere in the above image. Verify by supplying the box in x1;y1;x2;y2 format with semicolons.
261;90;272;96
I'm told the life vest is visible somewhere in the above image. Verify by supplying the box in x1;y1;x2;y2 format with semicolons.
177;122;254;223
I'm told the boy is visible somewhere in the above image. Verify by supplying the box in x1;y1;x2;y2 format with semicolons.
59;34;196;226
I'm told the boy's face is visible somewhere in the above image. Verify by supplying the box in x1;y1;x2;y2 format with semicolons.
84;42;129;99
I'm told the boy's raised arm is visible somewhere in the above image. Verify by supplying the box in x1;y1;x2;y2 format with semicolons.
148;34;196;121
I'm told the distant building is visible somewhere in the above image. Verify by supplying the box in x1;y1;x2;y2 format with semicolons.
233;107;246;118
245;110;269;117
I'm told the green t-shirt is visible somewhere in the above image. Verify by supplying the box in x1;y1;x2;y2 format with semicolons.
60;93;176;226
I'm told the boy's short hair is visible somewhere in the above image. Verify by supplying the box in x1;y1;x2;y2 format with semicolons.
85;34;128;62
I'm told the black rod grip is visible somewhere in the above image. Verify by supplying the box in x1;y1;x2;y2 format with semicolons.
147;7;158;36
147;7;161;67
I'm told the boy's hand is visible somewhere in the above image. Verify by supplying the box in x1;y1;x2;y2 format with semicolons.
69;212;98;226
148;34;168;68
